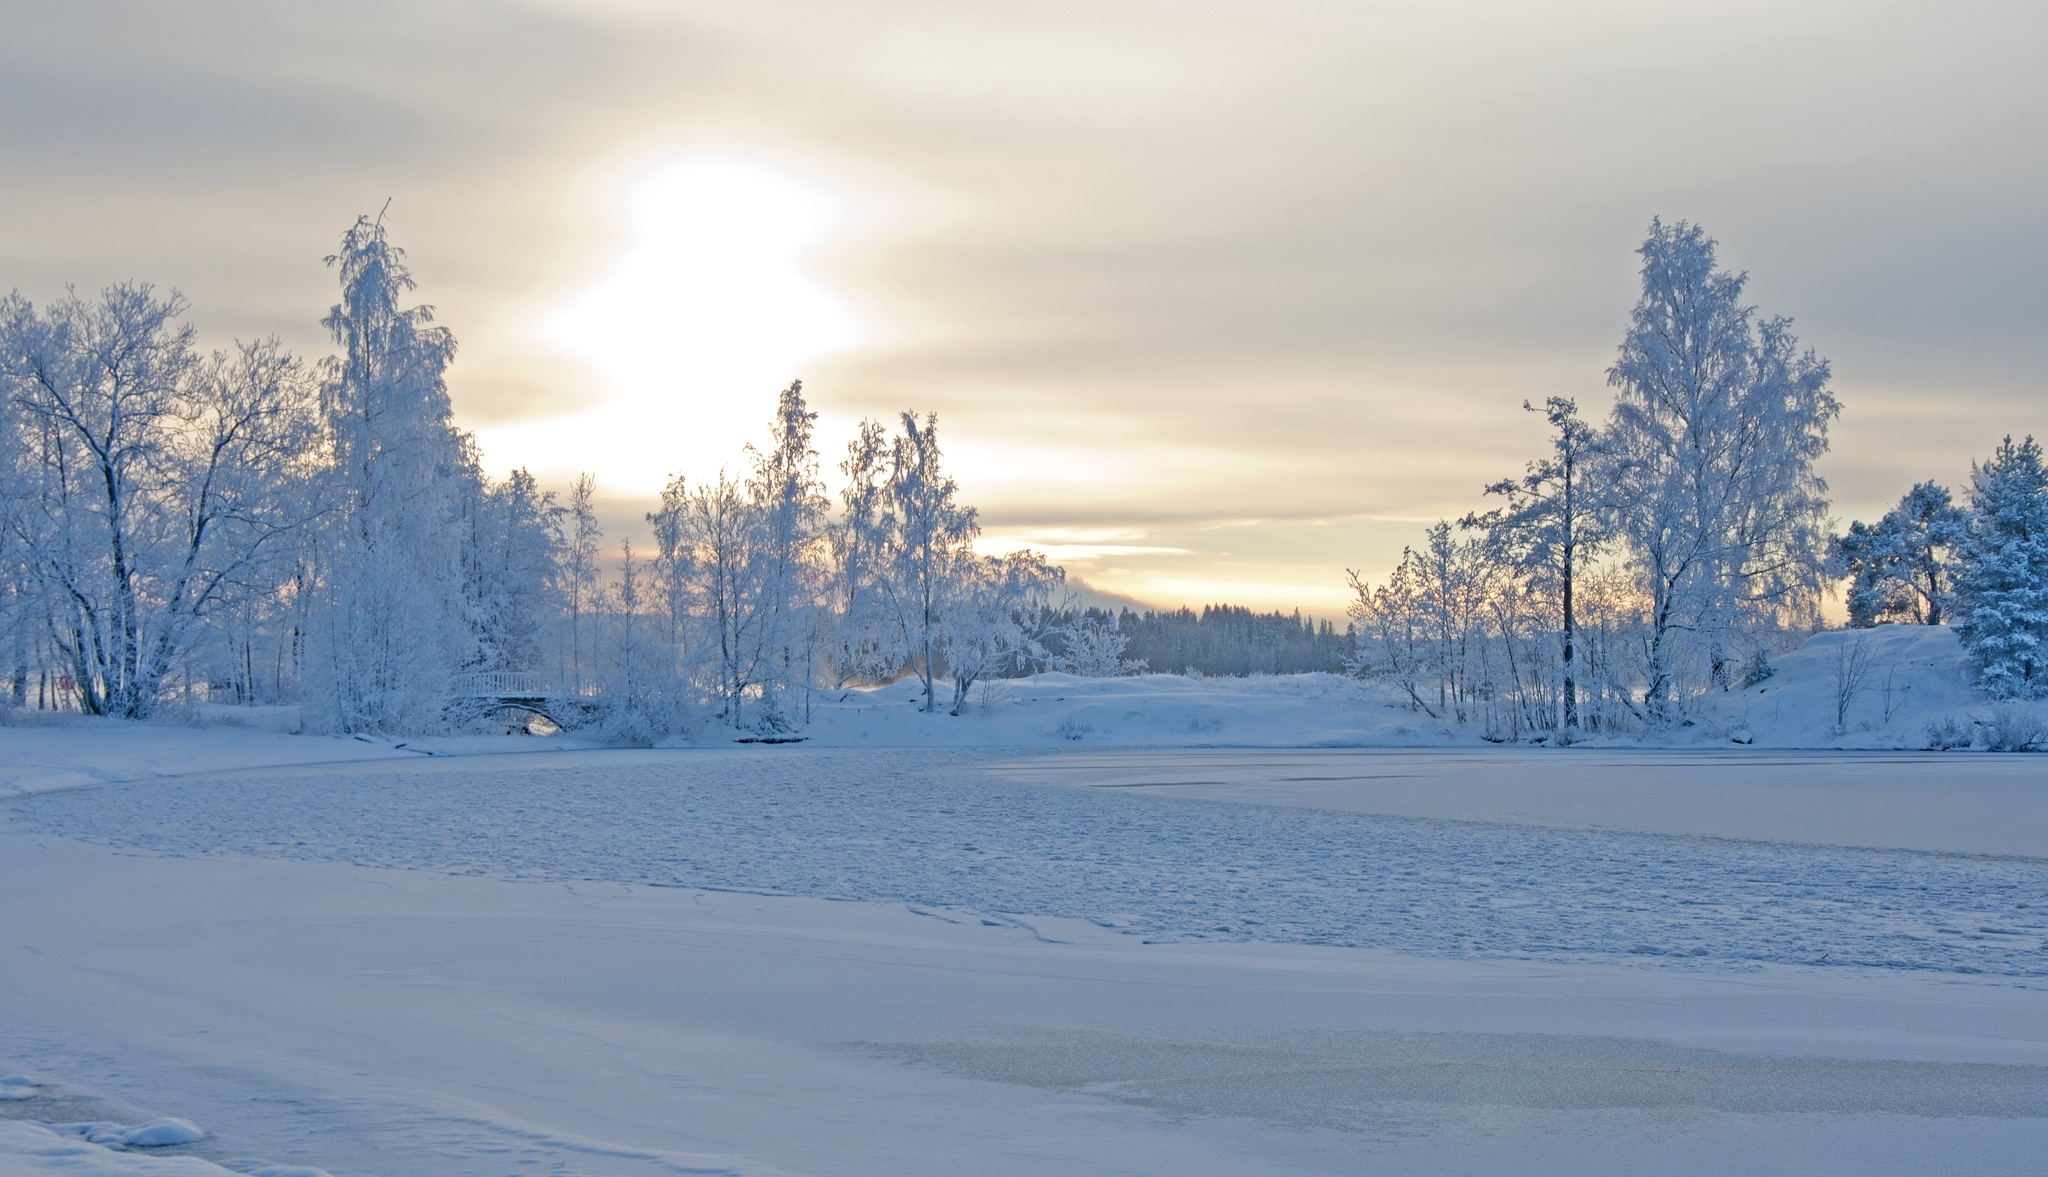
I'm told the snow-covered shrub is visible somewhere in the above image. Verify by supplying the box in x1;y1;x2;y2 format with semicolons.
1980;704;2045;753
972;678;1012;715
1923;714;1974;751
1055;614;1145;677
591;704;663;748
1053;716;1095;740
1740;648;1775;687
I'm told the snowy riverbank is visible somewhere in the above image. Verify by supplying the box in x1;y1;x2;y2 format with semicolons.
4;626;2038;798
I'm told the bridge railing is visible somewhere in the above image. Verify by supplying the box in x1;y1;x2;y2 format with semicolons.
454;671;556;698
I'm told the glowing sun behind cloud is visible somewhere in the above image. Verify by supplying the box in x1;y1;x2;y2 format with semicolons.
477;154;866;493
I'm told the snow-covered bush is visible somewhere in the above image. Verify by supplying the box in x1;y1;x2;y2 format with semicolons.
1980;704;2045;753
1053;716;1095;740
1055;614;1145;677
1740;648;1776;687
1923;714;1974;751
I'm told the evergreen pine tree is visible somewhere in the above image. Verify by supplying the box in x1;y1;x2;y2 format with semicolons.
1953;436;2048;698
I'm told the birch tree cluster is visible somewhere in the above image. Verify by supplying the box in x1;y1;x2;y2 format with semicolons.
0;216;1071;734
1348;220;1840;738
1348;218;2048;733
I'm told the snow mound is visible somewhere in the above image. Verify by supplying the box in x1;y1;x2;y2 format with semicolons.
0;1121;225;1174
0;1075;39;1100
59;1119;207;1149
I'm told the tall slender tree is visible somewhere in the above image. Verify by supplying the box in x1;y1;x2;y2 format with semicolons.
563;472;602;692
1466;398;1604;734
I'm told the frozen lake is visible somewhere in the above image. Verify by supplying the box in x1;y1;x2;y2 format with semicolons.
14;747;2047;977
6;742;2048;1176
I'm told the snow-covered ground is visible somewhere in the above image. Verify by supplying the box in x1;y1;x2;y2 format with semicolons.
3;627;2045;1175
794;671;1449;748
1696;624;2014;749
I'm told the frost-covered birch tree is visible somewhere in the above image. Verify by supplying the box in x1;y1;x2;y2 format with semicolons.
1602;219;1837;720
941;551;1066;714
462;464;562;675
0;285;322;718
684;469;769;727
883;412;978;713
826;418;902;687
646;472;694;684
743;381;829;724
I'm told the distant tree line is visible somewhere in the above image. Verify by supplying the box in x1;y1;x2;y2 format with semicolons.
1079;605;1349;677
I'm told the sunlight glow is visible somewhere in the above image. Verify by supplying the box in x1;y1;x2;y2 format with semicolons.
478;154;865;493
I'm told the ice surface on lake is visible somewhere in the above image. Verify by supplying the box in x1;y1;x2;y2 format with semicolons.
16;750;2046;978
856;1026;2048;1129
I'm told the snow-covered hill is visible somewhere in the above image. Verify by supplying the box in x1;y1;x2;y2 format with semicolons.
1693;625;2041;750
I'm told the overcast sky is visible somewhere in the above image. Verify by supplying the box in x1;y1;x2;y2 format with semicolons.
3;0;2042;613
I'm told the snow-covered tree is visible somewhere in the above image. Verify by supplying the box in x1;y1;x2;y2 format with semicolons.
942;550;1067;714
1349;522;1497;723
1055;612;1144;677
825;418;902;686
1466;397;1604;733
645;472;694;682
1952;436;2048;698
1602;218;1838;719
1833;482;1966;627
743;381;829;723
0;285;322;718
462;464;562;674
683;469;770;727
305;213;470;733
882;411;979;713
562;472;603;693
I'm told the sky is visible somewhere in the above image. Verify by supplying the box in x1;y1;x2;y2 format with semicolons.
1;0;2043;615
